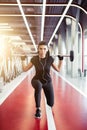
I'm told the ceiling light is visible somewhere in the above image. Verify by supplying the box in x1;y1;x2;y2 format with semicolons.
0;23;13;31
48;0;73;46
16;0;37;52
0;28;13;31
0;26;11;29
0;23;9;26
41;0;46;41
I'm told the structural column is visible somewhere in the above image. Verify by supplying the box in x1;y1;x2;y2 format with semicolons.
66;25;72;74
71;20;79;77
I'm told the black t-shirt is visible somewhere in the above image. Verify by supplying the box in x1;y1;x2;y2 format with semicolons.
31;55;54;83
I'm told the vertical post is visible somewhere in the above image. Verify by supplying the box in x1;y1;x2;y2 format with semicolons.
66;25;71;74
82;30;84;72
71;20;79;77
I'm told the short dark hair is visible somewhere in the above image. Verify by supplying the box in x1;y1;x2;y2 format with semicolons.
38;41;48;47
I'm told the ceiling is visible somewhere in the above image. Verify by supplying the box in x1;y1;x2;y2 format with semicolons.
0;0;87;51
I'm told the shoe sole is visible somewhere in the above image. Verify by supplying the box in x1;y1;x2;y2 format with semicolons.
34;113;42;119
34;115;41;119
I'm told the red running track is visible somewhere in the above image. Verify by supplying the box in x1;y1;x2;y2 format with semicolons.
52;71;87;130
0;71;87;130
0;75;48;130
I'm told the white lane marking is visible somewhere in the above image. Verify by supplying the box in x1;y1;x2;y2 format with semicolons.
53;70;87;98
45;98;56;130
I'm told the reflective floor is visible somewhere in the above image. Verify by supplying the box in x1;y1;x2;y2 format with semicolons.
0;73;48;130
52;70;87;130
59;70;87;96
0;69;87;130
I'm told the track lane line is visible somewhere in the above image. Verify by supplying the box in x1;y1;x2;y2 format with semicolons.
52;69;87;98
